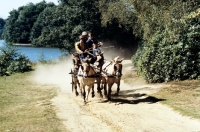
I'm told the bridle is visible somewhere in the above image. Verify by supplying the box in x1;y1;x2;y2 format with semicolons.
73;57;81;71
102;62;122;78
78;62;98;78
114;63;123;78
71;57;81;77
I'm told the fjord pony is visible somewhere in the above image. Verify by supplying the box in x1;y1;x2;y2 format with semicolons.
70;53;81;96
101;56;124;100
77;58;97;104
92;52;105;98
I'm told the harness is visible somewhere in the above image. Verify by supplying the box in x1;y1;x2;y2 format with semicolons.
102;62;122;78
77;64;101;78
69;56;81;78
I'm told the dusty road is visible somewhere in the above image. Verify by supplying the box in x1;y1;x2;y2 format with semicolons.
32;60;200;132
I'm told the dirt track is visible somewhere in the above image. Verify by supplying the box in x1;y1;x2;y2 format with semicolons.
32;60;200;132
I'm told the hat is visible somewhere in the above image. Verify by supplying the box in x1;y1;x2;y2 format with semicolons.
82;31;88;36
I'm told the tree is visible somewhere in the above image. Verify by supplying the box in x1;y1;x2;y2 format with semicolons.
3;1;55;43
3;9;20;43
98;0;141;36
0;18;6;39
31;0;104;53
133;16;200;83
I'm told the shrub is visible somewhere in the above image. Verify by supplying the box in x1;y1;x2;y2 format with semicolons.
0;43;32;76
132;17;200;83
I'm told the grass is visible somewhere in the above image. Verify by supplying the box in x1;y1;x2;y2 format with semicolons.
152;80;200;119
122;63;200;120
0;72;66;132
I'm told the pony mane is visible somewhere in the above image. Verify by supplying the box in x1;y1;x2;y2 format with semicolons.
113;56;124;64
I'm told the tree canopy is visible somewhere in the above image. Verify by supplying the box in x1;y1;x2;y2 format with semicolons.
0;18;6;39
3;1;55;43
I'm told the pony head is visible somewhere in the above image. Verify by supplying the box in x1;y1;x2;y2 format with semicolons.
72;54;81;72
113;56;124;77
113;56;124;64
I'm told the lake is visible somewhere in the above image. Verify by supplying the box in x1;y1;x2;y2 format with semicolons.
0;40;64;62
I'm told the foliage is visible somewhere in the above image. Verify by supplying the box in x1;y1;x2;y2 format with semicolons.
0;18;6;39
131;41;144;67
1;0;200;83
97;0;140;50
2;0;138;54
133;16;200;83
30;0;105;53
0;43;32;76
98;0;141;37
2;1;55;43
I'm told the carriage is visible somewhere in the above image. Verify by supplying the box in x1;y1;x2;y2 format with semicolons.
69;46;124;104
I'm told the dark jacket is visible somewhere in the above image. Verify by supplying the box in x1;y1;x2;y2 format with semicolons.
86;38;98;49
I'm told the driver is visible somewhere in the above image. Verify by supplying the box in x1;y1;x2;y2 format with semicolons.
75;35;88;59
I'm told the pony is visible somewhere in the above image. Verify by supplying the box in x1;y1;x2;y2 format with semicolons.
101;56;124;100
77;57;98;104
70;53;81;96
83;50;105;98
91;52;105;98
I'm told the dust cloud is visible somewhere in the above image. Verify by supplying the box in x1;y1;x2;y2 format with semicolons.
100;40;136;60
32;58;73;92
31;44;126;93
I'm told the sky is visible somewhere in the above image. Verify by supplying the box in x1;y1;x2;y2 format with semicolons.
0;0;59;19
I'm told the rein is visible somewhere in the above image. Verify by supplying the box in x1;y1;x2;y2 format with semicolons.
101;70;122;78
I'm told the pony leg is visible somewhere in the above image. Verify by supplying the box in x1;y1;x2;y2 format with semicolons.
72;78;78;96
96;78;103;98
107;82;114;100
77;80;81;92
104;82;107;97
75;84;79;96
86;86;91;101
91;85;95;98
101;77;107;97
82;86;86;104
96;78;101;92
114;80;120;96
73;78;79;96
80;84;83;99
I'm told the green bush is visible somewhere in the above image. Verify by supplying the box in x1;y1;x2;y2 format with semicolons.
0;43;32;76
132;17;200;83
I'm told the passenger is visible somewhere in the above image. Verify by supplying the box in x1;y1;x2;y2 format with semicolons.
92;41;101;57
89;41;102;64
86;33;98;50
75;35;88;59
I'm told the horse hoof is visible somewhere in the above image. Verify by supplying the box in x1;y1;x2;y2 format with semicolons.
92;94;95;98
83;101;87;105
76;92;79;96
114;93;118;96
107;96;111;100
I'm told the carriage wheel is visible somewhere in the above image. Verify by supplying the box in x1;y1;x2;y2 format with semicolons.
71;77;74;92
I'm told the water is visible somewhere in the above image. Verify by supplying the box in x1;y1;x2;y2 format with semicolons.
0;40;64;62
